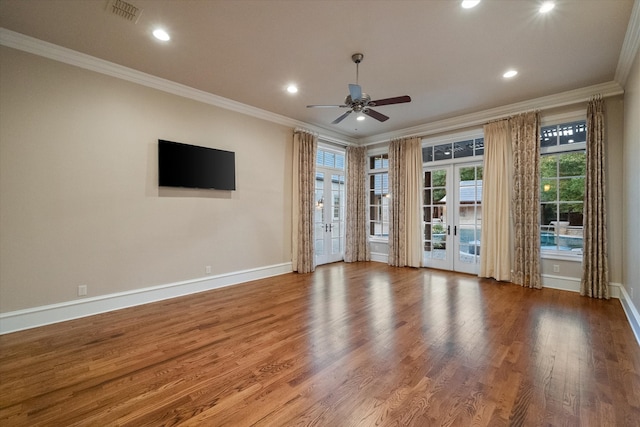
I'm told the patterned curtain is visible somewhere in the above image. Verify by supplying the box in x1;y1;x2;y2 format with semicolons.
581;98;609;299
388;136;423;267
510;112;542;289
292;130;317;273
479;119;513;281
344;145;371;262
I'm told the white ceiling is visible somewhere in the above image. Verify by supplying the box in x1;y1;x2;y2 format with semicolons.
0;0;635;141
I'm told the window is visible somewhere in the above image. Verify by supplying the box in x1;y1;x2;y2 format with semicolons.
369;154;389;238
540;121;586;255
422;137;484;163
422;168;447;259
317;148;345;170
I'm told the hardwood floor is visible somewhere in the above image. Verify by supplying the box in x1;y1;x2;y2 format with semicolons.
1;262;639;426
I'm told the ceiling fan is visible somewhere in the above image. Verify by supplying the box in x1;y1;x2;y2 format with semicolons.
307;53;411;124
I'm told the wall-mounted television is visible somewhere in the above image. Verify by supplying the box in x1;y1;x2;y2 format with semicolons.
158;139;236;190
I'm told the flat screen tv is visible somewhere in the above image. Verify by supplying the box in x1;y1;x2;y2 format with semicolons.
158;139;236;190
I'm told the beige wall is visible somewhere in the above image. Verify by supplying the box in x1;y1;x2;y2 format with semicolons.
623;45;640;312
604;95;625;285
0;46;293;312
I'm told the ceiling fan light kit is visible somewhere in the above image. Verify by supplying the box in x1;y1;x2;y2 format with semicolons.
307;53;411;125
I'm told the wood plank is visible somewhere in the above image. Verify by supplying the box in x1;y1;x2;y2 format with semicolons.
1;262;639;426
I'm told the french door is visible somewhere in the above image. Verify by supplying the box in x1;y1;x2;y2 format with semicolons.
423;163;483;274
314;168;345;265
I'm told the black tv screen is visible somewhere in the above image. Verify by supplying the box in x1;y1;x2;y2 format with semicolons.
158;139;236;190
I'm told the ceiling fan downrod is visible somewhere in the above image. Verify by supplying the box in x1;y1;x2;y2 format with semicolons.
352;53;363;85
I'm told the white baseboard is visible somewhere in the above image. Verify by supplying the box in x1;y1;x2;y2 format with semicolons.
618;285;640;346
370;252;388;264
541;273;581;292
542;274;623;299
0;262;292;335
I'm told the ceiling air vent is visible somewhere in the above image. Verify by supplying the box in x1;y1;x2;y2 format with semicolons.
106;0;142;23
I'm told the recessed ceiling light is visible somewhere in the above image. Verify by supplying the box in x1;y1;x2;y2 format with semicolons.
357;115;365;121
539;1;555;13
503;69;518;78
286;84;298;94
153;28;170;41
461;0;481;8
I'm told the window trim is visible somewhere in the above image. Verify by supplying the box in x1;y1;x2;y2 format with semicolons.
368;151;389;241
421;130;485;167
538;118;587;261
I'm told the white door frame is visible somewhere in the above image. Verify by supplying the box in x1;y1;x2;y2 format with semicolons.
314;167;345;266
423;163;482;274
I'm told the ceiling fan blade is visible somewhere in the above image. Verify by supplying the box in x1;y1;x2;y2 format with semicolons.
363;108;389;122
331;110;353;124
349;84;362;101
307;104;348;108
369;95;411;107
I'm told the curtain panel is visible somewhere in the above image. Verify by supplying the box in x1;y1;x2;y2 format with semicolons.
292;130;317;273
581;98;609;299
510;112;542;289
388;137;423;267
344;145;371;263
479;119;513;281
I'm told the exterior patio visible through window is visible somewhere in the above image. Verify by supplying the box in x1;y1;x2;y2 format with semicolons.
540;121;586;255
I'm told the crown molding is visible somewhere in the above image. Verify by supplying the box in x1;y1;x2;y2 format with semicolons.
358;81;624;146
0;26;628;148
615;0;640;86
0;28;357;146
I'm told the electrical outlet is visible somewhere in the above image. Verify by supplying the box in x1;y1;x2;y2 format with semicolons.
206;266;212;274
553;264;560;273
78;285;87;296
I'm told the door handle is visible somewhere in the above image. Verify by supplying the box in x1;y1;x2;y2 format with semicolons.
454;226;457;236
447;225;450;235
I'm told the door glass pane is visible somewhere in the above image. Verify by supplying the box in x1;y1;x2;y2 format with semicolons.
424;168;447;260
314;190;324;223
332;174;344;221
331;174;345;255
457;165;482;265
432;169;447;187
315;172;325;256
332;238;341;254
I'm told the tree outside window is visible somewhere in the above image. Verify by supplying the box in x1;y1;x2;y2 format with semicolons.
540;150;585;253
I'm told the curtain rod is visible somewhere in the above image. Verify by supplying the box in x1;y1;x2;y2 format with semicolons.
293;127;318;136
294;127;356;147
